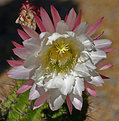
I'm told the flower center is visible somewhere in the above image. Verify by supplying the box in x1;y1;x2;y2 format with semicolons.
45;38;79;73
49;41;72;67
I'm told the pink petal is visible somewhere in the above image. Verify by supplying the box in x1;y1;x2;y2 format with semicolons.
22;25;39;38
103;48;114;53
12;41;24;48
17;29;30;40
66;8;76;30
33;91;50;110
85;81;97;97
51;5;61;29
7;66;33;79
40;7;55;33
72;10;82;31
66;95;72;115
87;17;104;36
16;79;34;94
13;47;29;59
7;60;23;67
100;74;109;79
33;13;46;32
93;31;104;40
97;62;112;70
65;14;68;22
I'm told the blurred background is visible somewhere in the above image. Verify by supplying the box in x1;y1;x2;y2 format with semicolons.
0;0;119;120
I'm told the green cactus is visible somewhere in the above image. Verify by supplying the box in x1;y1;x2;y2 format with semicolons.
0;81;89;121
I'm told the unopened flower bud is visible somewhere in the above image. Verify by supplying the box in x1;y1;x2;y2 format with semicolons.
16;0;40;30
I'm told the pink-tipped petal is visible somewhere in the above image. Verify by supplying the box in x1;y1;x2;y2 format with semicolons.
74;22;88;35
51;5;61;28
29;84;40;100
85;81;97;97
66;95;73;115
33;91;50;110
70;95;82;111
65;14;68;22
87;17;104;36
90;50;107;65
90;75;104;86
40;7;55;33
7;60;23;67
12;41;24;48
97;62;112;70
93;31;104;40
94;39;112;49
23;38;41;53
103;48;114;53
22;25;39;38
100;74;109;79
66;8;76;30
17;29;30;40
16;79;34;94
13;47;29;59
48;90;65;111
56;21;68;34
7;66;33;79
33;13;46;32
72;10;82;31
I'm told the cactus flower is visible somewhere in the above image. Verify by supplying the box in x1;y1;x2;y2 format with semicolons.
8;5;112;114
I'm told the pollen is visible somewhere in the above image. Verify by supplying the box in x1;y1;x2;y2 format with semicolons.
55;41;69;54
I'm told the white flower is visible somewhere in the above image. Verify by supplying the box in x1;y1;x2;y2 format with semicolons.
7;5;112;114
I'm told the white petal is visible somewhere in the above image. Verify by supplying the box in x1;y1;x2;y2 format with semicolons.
94;39;112;49
74;22;88;35
7;66;33;79
78;52;89;63
85;60;96;70
29;84;40;100
74;63;90;77
32;67;46;83
60;75;75;95
76;34;93;47
82;40;94;51
90;75;104;86
73;78;84;96
89;50;107;64
45;75;75;95
23;55;38;69
70;94;83;111
45;75;63;89
47;33;69;45
48;89;65;111
39;32;51;52
56;21;68;34
23;38;41;53
66;31;75;37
